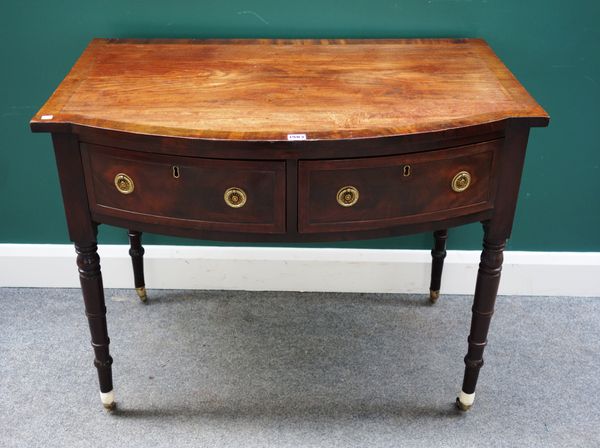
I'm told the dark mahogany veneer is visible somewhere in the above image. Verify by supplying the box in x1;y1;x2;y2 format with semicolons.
30;38;548;412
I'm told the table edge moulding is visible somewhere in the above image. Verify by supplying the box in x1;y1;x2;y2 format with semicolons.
30;38;549;412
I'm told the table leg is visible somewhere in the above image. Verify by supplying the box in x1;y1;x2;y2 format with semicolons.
429;229;448;303
75;242;115;410
457;221;506;411
128;230;147;302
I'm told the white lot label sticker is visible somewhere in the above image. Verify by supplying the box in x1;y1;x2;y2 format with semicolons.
287;133;307;141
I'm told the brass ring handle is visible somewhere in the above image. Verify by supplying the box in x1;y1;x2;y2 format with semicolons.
451;171;471;193
114;173;135;194
224;187;247;208
336;186;359;207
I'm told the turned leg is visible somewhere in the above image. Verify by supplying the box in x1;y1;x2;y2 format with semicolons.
457;222;506;411
128;230;147;302
429;229;448;303
76;242;115;410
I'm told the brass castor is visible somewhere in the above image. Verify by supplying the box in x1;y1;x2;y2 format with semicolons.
429;289;440;303
135;286;147;302
456;397;472;411
103;401;117;411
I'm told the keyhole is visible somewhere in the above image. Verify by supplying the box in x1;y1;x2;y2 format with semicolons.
403;165;411;176
172;166;180;178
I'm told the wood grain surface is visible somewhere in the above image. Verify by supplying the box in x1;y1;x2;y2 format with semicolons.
31;38;548;140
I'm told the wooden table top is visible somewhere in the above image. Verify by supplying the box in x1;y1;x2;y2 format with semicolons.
31;38;548;141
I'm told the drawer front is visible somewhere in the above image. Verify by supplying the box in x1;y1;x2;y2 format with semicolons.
298;140;500;233
81;144;286;233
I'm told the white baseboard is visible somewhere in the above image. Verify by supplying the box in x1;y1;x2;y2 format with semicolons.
0;244;598;297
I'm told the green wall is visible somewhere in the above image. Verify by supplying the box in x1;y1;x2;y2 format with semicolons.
2;1;599;250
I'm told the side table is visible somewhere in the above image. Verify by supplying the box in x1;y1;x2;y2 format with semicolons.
30;38;549;411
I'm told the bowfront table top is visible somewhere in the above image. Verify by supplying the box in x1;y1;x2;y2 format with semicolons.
31;38;548;413
31;38;548;140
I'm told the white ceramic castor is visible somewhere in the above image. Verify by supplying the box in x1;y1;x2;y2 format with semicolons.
100;390;116;410
456;390;475;411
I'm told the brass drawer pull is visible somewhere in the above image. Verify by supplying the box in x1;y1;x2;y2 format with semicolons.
451;171;471;192
224;187;247;208
336;186;359;207
114;173;134;194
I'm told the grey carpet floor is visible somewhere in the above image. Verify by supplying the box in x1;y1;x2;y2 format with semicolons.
0;288;599;448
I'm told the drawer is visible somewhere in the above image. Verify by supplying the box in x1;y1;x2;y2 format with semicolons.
298;140;500;233
81;144;286;233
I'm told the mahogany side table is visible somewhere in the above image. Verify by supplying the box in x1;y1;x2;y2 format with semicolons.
30;38;548;411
